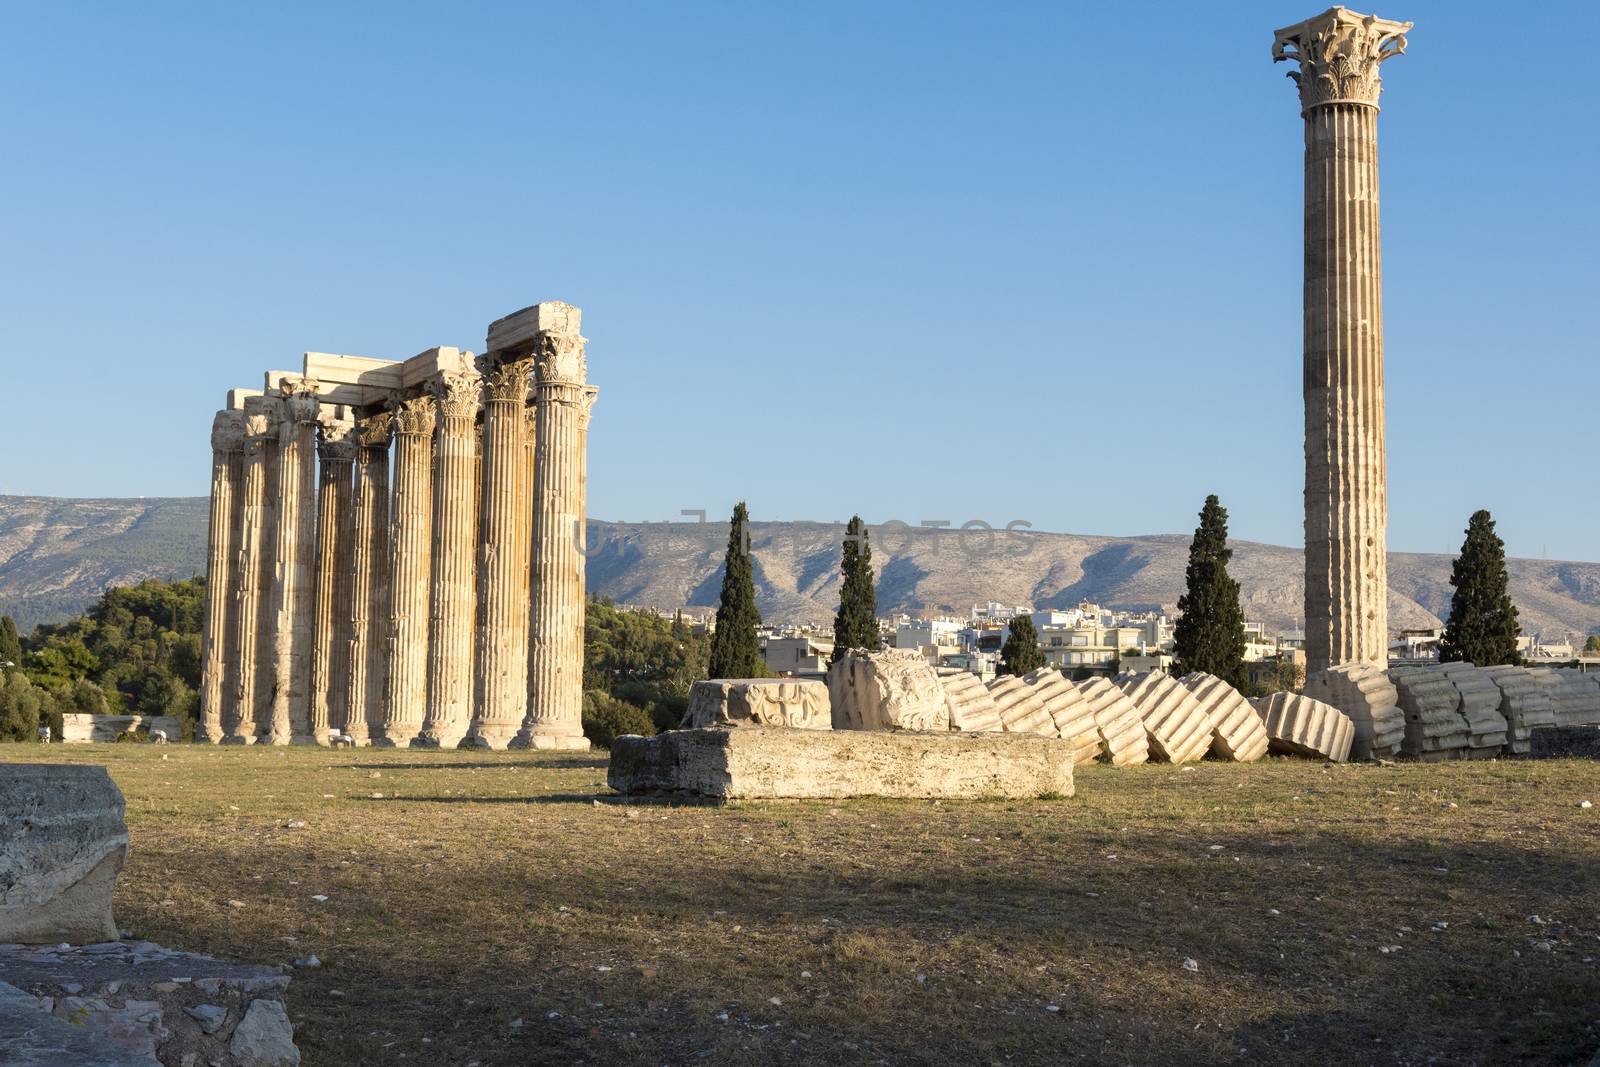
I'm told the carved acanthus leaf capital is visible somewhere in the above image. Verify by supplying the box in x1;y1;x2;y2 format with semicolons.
429;369;483;420
479;357;535;402
211;410;246;454
1272;8;1411;112
355;411;393;451
533;332;587;387
243;397;283;441
279;376;323;423
316;419;358;462
579;385;599;430
392;394;438;437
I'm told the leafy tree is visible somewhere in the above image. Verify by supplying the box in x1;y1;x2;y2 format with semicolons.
1172;495;1247;686
0;615;20;667
584;598;710;732
831;515;880;661
999;615;1045;677
1585;634;1600;653
1440;509;1521;667
0;670;47;741
707;502;766;679
581;690;658;749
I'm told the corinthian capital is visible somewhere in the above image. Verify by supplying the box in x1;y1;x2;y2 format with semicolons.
317;418;358;463
279;375;323;423
211;410;247;454
1272;7;1411;112
478;357;534;402
534;332;587;387
355;411;393;452
243;396;283;440
579;385;599;430
429;369;483;419
392;394;438;437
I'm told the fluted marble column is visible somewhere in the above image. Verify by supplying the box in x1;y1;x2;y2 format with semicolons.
310;416;355;745
380;395;437;745
345;411;392;744
266;377;321;744
1273;8;1410;675
199;409;245;744
518;320;591;750
227;395;281;744
418;369;482;747
466;358;533;748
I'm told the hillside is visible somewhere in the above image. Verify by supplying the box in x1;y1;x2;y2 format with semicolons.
2;497;1598;641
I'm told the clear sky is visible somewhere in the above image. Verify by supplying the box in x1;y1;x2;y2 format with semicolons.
2;2;1594;561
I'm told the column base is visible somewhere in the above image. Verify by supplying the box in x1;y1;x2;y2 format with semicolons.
411;728;471;749
509;727;591;752
371;728;422;748
459;725;520;750
220;735;255;746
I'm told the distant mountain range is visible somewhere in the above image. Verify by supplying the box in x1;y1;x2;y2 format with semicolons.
3;496;1597;642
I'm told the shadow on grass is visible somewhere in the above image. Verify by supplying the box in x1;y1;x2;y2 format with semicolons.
332;759;608;771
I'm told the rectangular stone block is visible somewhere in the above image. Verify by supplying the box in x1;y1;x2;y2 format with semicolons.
486;301;581;355
608;727;1074;800
682;679;830;729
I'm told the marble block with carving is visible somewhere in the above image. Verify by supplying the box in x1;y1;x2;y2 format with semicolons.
682;679;831;730
828;649;950;732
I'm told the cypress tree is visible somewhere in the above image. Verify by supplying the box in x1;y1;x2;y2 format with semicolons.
1172;494;1247;686
1440;509;1521;666
999;615;1046;677
707;501;766;678
0;615;20;667
831;516;880;661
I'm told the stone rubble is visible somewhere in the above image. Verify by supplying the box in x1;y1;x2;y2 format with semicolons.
1302;663;1405;759
1073;678;1150;766
1179;672;1269;762
1252;691;1355;762
1115;671;1213;764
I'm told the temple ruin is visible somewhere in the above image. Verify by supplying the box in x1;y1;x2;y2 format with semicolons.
198;301;596;748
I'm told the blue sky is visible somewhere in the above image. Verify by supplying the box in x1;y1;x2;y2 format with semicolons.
2;2;1594;561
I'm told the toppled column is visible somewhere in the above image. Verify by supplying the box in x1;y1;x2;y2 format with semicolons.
379;394;436;746
309;414;355;745
1482;665;1556;755
266;377;321;745
1273;8;1412;673
1303;663;1405;758
511;303;593;750
1021;669;1101;763
199;409;246;744
986;675;1054;736
1252;692;1355;761
1390;664;1469;758
1181;672;1270;761
419;365;482;748
343;410;391;745
1075;677;1150;766
936;668;1002;733
226;395;281;744
1116;671;1213;763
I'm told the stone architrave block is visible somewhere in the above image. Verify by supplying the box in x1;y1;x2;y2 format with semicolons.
827;649;950;732
1252;692;1354;762
1021;670;1100;765
1115;671;1212;764
1389;665;1470;759
936;668;1003;733
0;765;127;945
985;675;1056;737
607;726;1074;800
1482;666;1556;755
682;679;831;730
1180;672;1269;762
1437;662;1508;755
1302;664;1405;759
1074;678;1150;766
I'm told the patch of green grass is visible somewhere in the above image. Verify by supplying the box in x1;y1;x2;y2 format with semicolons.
4;745;1599;1065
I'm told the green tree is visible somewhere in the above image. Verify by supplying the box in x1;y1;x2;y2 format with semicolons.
0;615;21;667
1172;494;1247;686
1440;509;1521;667
707;502;766;679
584;598;711;731
1584;633;1600;653
0;670;46;741
831;515;880;661
999;615;1045;677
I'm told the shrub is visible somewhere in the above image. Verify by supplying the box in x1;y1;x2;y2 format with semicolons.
581;691;657;749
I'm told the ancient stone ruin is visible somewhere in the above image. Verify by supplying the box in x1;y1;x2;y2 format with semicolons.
198;301;596;749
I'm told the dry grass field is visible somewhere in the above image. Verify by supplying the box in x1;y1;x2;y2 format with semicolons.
4;745;1599;1066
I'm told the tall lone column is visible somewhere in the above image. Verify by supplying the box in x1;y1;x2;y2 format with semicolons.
227;395;281;743
199;409;246;744
380;395;437;746
466;357;533;748
419;369;482;747
513;303;591;750
1273;7;1410;675
345;411;392;745
267;377;322;744
310;415;356;745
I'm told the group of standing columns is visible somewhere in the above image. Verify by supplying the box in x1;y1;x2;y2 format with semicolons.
198;301;596;749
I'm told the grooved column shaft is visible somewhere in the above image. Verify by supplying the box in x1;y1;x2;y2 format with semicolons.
268;390;320;744
310;429;354;743
1303;102;1388;674
228;401;279;743
200;413;244;744
468;364;532;748
421;376;480;747
345;420;390;744
381;401;436;744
